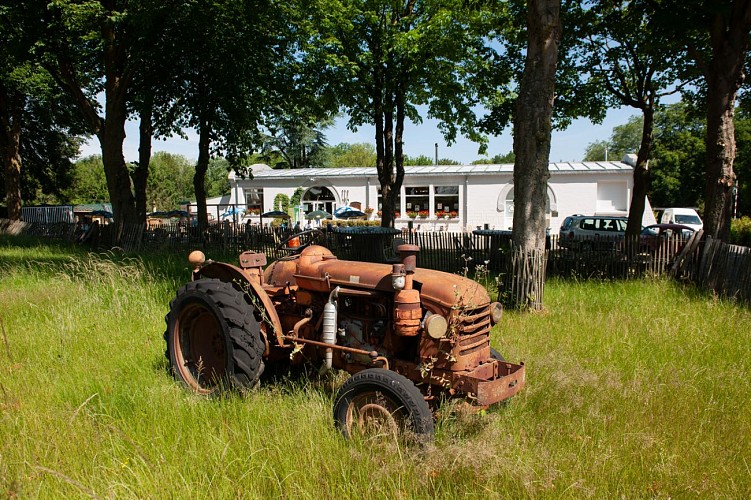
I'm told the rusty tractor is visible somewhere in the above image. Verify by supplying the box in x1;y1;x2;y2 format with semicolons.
164;231;525;441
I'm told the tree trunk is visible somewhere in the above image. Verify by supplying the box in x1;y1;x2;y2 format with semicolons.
704;75;739;240
701;0;751;240
373;79;393;228
194;117;211;230
394;83;406;219
99;97;137;242
510;0;560;310
0;87;24;221
626;106;654;239
132;99;153;223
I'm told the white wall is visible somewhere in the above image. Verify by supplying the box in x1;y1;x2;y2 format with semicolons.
232;167;646;231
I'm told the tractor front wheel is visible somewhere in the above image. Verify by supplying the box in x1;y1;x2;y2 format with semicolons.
333;369;434;442
164;278;264;395
490;347;506;362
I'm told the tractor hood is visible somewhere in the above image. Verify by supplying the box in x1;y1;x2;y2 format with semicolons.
291;245;490;310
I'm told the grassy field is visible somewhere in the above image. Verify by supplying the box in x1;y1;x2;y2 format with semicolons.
1;237;750;498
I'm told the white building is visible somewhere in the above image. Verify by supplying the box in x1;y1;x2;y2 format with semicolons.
220;155;655;232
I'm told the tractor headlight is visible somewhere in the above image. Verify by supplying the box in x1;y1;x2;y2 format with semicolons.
424;313;448;340
489;302;503;324
188;250;206;269
391;263;406;290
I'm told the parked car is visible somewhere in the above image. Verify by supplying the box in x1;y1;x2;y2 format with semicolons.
638;223;695;253
559;214;628;251
658;207;703;231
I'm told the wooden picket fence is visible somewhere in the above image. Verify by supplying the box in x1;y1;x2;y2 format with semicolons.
3;218;750;307
692;237;751;305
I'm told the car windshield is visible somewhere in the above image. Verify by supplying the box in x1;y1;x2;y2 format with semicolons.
675;214;701;225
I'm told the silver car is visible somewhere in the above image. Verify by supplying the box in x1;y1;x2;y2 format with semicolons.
559;214;628;251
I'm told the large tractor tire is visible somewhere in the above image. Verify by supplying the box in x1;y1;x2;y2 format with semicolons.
164;278;264;395
333;368;434;442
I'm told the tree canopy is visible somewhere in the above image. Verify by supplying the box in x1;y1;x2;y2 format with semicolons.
306;0;501;226
62;152;229;211
583;101;751;218
2;0;750;242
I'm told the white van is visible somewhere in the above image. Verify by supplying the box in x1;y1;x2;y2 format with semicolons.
659;208;703;231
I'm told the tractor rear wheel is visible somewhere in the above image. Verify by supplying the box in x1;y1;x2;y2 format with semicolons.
333;369;434;442
164;278;264;395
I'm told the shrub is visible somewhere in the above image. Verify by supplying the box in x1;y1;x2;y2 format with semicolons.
730;216;751;246
274;193;290;213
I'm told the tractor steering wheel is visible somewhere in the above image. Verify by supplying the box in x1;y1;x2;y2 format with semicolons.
276;228;325;254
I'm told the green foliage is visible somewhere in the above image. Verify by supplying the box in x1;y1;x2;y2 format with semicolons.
306;0;501;225
273;194;290;213
583;140;609;162
62;155;108;204
290;187;305;207
145;152;195;211
330;220;380;227
323;142;459;168
472;151;516;164
169;0;300;164
730;217;751;246
584;115;643;161
1;242;750;497
38;0;180;225
321;143;376;168
309;0;494;148
0;4;88;210
649;102;706;210
63;152;230;210
480;0;610;135
402;155;459;166
260;117;333;169
733;113;751;217
583;102;713;211
205;157;231;199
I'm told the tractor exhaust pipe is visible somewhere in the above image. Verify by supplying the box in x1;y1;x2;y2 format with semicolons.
320;286;340;374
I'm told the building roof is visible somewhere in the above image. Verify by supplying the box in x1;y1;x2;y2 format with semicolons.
234;161;633;181
73;203;113;213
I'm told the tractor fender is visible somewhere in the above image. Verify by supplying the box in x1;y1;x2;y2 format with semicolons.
196;262;283;355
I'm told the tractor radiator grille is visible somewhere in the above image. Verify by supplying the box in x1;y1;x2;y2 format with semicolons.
456;304;491;356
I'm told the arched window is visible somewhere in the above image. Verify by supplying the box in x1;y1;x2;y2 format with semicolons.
302;186;336;215
497;185;557;229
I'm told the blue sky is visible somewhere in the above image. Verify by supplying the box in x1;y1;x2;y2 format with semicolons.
79;106;640;165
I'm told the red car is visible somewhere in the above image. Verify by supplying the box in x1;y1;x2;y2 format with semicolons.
639;223;696;253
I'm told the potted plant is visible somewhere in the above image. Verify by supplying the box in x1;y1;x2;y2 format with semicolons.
449;210;458;218
418;210;429;219
407;210;418;219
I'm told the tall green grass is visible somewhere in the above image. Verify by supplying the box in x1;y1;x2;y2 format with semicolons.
1;238;750;497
